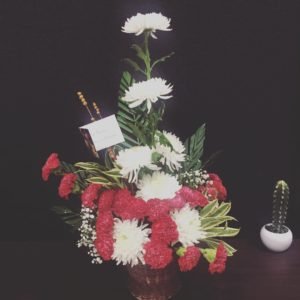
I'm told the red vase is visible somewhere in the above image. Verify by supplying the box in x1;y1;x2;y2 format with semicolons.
126;260;182;300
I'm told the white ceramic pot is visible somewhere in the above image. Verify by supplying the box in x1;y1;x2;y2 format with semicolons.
260;223;293;252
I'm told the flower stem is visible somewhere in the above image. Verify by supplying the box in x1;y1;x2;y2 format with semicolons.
143;31;151;79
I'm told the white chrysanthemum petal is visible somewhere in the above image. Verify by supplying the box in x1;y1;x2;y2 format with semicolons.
171;205;206;247
112;219;151;267
122;12;172;37
154;144;185;171
136;171;181;201
163;131;185;154
122;78;173;113
116;146;160;183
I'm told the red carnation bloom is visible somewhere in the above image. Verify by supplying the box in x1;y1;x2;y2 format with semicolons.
179;187;209;208
94;235;114;261
42;153;60;181
209;242;228;274
146;199;170;222
151;216;178;244
112;189;147;220
208;173;222;183
144;241;173;269
58;173;77;199
131;198;148;220
178;246;201;272
95;211;114;261
98;189;116;212
81;184;102;208
96;211;114;234
168;194;186;209
212;180;227;201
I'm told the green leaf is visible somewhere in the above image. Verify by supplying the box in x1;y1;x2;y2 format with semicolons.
131;44;147;61
183;124;206;171
201;216;237;230
51;205;81;232
201;248;217;263
202;238;237;256
205;227;240;238
123;58;145;74
151;52;175;70
209;202;232;218
199;199;219;218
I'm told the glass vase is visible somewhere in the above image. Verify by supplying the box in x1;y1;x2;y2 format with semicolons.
126;260;182;300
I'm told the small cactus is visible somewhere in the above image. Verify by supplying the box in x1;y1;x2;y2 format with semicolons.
269;180;290;233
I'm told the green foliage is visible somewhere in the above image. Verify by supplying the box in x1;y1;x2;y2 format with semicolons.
183;124;206;172
51;205;81;233
151;52;175;71
199;199;239;254
116;71;148;148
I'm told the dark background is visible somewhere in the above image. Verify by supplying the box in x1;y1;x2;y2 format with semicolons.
1;0;299;241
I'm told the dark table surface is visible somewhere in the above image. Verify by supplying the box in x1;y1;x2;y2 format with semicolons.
1;239;299;300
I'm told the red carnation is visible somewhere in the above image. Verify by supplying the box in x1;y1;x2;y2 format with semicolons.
179;187;209;208
58;173;77;199
131;198;148;220
178;246;201;272
208;173;222;183
96;211;114;234
168;194;186;209
42;153;60;181
144;241;173;269
209;242;228;274
81;184;102;208
146;199;170;222
151;216;178;244
94;235;114;261
212;180;227;201
98;189;115;212
95;211;114;261
112;189;147;220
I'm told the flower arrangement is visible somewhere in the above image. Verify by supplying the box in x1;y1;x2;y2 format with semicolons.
43;12;239;275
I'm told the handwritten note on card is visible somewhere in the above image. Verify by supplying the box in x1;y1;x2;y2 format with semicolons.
79;115;124;151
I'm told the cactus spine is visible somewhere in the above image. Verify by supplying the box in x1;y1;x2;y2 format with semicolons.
271;180;290;233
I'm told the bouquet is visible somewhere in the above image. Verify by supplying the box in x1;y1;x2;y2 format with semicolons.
42;12;239;275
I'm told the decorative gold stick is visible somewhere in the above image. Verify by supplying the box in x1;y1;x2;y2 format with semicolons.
93;102;102;119
76;91;95;122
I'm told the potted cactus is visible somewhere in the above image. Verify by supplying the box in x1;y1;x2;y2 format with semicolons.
260;180;293;252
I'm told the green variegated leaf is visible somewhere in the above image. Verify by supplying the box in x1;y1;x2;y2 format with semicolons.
202;238;237;256
75;162;106;171
201;216;237;230
199;199;219;218
205;227;240;238
209;202;232;217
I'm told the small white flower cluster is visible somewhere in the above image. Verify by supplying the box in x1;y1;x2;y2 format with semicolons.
77;206;102;264
180;169;210;189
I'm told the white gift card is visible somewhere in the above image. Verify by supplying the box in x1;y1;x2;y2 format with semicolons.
79;115;124;151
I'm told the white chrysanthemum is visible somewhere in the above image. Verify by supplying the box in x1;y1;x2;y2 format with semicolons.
116;146;159;183
112;219;151;267
171;205;206;247
154;144;185;171
136;171;181;201
122;78;173;113
122;12;172;38
163;131;185;154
